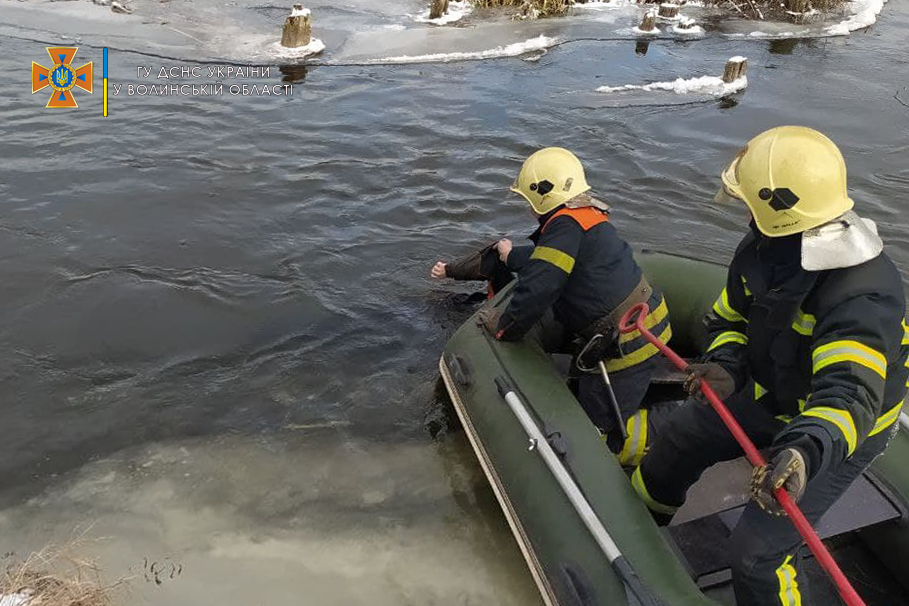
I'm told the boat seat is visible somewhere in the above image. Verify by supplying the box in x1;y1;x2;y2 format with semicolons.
649;357;690;384
667;469;905;589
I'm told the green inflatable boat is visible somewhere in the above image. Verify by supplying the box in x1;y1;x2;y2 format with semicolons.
439;250;909;606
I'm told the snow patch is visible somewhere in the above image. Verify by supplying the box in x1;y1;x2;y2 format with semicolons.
729;30;802;38
414;0;473;25
572;0;638;7
825;0;887;35
290;6;310;17
672;16;704;35
272;38;325;58
369;35;556;64
0;594;31;606
672;23;704;35
597;75;748;96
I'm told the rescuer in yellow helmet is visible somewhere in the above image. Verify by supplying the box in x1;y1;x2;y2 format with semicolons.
432;147;673;464
632;126;908;606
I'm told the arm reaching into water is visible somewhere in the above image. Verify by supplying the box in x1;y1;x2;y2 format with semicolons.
431;261;448;279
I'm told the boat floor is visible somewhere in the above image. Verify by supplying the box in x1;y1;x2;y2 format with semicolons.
701;537;909;606
551;354;909;605
670;459;908;605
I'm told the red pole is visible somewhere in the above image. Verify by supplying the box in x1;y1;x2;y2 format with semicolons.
619;302;867;606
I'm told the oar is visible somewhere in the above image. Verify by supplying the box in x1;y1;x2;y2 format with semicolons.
618;302;868;606
495;376;667;606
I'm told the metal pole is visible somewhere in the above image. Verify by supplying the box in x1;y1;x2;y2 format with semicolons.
499;387;624;562
495;377;665;606
598;360;629;441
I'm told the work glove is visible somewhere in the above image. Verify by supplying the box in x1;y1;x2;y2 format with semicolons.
445;244;499;281
476;306;504;335
750;447;808;517
684;363;736;402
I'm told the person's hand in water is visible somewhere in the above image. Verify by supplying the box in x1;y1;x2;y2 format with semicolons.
431;261;448;279
496;239;512;263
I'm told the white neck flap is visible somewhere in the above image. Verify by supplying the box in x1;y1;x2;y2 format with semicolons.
801;210;883;271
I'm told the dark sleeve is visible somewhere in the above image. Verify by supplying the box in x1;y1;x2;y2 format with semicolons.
506;245;534;272
496;217;582;341
773;290;903;476
703;259;753;392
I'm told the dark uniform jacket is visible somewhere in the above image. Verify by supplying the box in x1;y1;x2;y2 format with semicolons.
705;229;909;477
495;206;671;372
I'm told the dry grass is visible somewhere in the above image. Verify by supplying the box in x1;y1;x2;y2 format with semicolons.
476;0;846;20
473;0;570;18
0;541;127;606
704;0;847;21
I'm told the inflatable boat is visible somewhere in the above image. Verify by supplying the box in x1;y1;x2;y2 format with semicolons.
438;251;909;606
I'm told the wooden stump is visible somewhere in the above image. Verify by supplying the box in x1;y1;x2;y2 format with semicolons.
722;57;747;83
281;4;312;48
639;9;657;31
676;15;696;29
635;40;651;55
429;0;449;19
658;3;679;18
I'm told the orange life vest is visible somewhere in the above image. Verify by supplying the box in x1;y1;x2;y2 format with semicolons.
542;206;610;232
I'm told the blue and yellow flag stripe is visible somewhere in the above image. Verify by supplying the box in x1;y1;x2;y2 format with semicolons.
103;48;108;117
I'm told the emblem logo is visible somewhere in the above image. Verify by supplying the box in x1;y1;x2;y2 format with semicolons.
32;47;93;108
759;187;800;211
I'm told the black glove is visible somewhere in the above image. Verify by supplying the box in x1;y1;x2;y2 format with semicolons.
684;363;736;402
446;244;499;281
750;447;808;516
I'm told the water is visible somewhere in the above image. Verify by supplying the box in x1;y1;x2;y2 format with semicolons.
0;0;907;602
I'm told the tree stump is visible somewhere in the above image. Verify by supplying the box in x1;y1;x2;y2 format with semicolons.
658;3;680;18
639;9;657;31
429;0;449;19
281;4;312;48
676;15;696;28
722;56;747;83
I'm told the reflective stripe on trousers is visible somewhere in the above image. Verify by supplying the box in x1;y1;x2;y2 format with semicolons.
775;556;802;606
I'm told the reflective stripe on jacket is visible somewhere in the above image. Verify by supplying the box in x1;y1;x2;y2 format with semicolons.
705;231;908;472
496;206;667;370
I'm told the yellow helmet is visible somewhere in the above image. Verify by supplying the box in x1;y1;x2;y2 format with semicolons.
511;147;591;215
717;126;854;237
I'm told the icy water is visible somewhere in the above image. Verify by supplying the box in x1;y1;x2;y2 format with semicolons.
0;0;908;602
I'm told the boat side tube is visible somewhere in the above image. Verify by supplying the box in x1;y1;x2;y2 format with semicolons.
494;375;668;606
